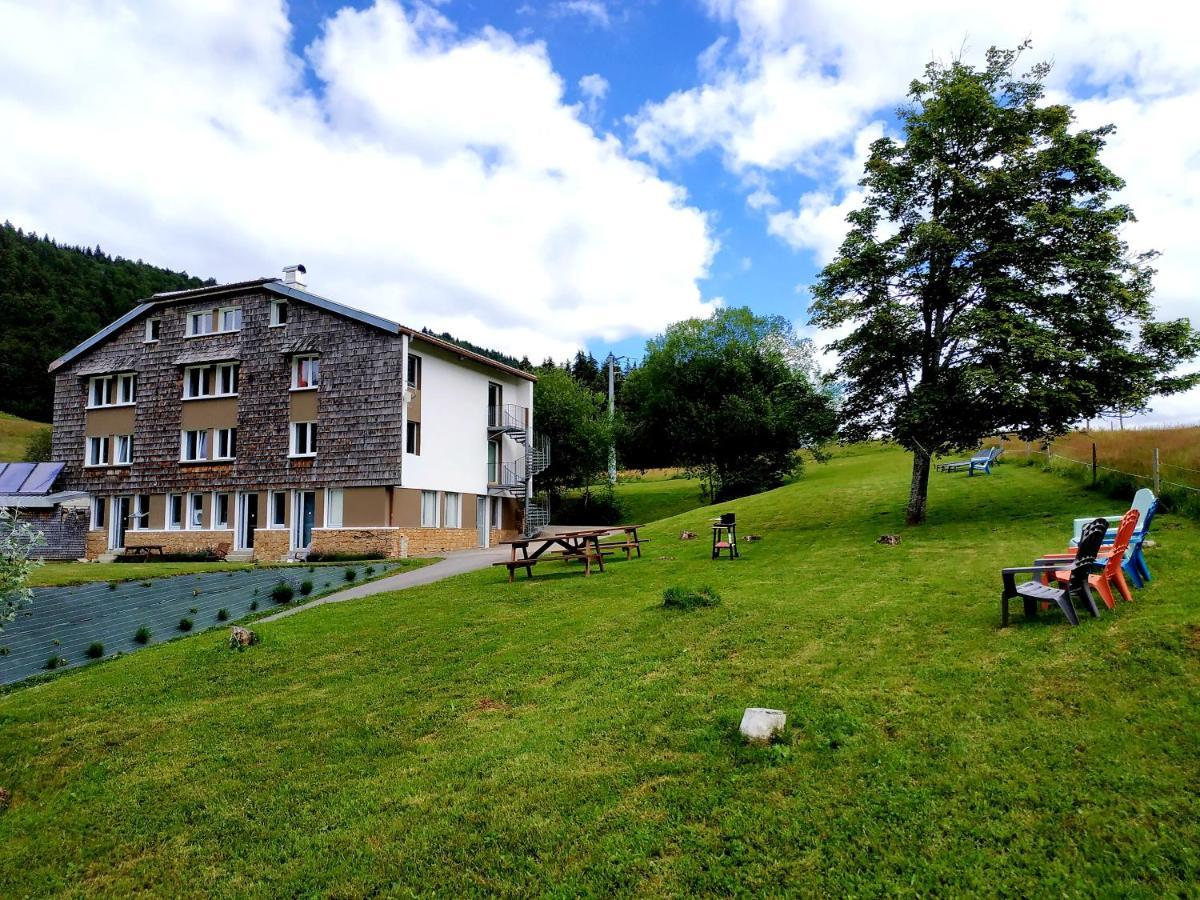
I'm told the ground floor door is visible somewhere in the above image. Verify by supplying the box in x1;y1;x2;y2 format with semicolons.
109;496;130;550
476;496;489;548
293;491;316;550
238;492;258;550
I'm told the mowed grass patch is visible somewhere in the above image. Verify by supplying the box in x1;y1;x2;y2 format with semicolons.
0;411;48;460
1;445;1198;895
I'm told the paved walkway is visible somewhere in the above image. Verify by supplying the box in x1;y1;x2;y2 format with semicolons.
258;546;507;623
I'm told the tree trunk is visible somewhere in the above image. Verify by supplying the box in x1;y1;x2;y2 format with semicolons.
906;450;931;525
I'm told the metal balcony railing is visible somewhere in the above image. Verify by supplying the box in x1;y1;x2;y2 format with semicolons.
487;403;527;431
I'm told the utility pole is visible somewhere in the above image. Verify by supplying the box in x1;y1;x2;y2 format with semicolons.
607;353;625;484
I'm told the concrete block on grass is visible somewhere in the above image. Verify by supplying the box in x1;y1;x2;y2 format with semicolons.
740;707;786;743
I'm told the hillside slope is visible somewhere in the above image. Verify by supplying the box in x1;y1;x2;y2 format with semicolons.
2;446;1197;895
0;223;212;421
0;411;49;460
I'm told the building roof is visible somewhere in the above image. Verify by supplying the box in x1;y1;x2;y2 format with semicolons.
0;462;65;495
48;278;536;382
0;490;89;510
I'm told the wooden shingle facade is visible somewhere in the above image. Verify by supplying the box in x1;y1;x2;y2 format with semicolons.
49;275;536;560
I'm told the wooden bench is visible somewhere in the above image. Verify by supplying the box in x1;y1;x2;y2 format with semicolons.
595;538;651;559
492;558;542;582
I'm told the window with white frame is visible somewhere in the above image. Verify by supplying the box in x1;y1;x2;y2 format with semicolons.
131;494;151;530
218;307;242;332
145;318;161;342
217;362;239;395
406;421;420;455
444;492;461;528
290;421;316;457
88;373;136;408
86;435;109;467
270;491;287;528
212;492;231;529
420;490;438;528
326;489;344;528
188;493;205;528
214;427;237;460
183;363;238;399
292;355;320;390
92;496;107;529
270;300;288;327
167;494;183;530
187;310;214;336
114;434;133;465
181;429;208;462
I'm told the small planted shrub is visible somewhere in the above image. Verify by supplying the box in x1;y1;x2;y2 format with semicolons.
86;642;105;659
249;599;259;611
178;618;194;632
308;565;316;574
217;608;230;621
344;568;358;582
51;638;60;646
134;625;151;644
299;579;314;596
0;646;9;656
108;581;119;591
271;581;294;605
189;606;198;614
662;585;721;611
193;588;201;596
364;565;376;576
45;654;66;670
140;581;152;588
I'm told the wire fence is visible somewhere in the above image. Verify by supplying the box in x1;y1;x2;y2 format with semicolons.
1034;447;1200;494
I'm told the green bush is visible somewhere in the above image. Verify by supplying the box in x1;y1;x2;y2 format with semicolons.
364;565;376;576
178;618;193;632
554;487;626;526
44;654;66;670
662;585;721;610
299;579;314;596
271;582;294;605
86;642;104;659
344;568;358;582
217;608;229;621
134;625;151;644
249;599;259;611
107;581;118;591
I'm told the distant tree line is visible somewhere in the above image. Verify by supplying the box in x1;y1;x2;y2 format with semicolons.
0;222;212;422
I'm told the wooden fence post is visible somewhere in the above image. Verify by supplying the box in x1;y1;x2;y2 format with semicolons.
1092;442;1097;486
1153;448;1161;493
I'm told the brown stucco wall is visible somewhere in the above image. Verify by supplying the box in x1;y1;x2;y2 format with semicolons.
393;487;422;527
181;397;238;430
85;406;135;436
289;389;318;421
342;487;389;527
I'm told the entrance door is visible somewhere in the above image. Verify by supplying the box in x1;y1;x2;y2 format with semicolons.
110;496;131;550
238;493;258;550
476;496;489;548
294;491;316;550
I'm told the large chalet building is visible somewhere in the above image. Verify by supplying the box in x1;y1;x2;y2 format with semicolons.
48;267;545;561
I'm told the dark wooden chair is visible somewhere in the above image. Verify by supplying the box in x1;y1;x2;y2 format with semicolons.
1000;518;1108;626
209;541;232;561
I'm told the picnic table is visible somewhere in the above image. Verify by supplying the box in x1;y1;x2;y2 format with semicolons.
595;524;650;559
121;544;164;559
495;528;610;582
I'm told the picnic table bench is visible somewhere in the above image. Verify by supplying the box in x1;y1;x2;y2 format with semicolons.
594;524;651;559
494;528;609;582
120;544;165;560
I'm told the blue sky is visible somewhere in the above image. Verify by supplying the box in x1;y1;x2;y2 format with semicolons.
1;0;1196;420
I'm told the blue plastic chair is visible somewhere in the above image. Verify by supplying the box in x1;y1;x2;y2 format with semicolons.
968;446;1002;476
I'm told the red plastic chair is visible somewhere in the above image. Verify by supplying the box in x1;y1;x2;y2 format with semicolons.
1043;509;1139;610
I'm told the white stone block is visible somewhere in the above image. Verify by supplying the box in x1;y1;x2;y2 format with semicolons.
739;707;786;743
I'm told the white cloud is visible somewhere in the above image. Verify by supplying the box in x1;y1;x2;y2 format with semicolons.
578;72;609;121
634;0;1200;422
0;0;717;363
554;1;611;29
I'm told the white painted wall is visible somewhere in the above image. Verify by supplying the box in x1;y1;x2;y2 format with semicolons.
400;340;533;496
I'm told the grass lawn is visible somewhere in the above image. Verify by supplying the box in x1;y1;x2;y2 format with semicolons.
0;411;49;460
27;558;431;588
2;445;1198;894
613;472;707;524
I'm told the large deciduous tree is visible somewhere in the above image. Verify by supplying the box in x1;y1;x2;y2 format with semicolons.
621;307;837;501
532;366;615;501
810;45;1200;525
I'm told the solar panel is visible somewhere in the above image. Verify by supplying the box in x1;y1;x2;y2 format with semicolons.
19;462;64;495
0;463;35;493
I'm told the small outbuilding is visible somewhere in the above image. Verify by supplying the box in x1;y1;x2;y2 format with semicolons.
0;462;90;560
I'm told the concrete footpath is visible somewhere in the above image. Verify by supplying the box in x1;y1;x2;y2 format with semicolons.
259;546;507;623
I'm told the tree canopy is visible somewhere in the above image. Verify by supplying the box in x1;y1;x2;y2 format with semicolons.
810;44;1200;524
0;223;213;422
531;366;615;500
621;307;837;501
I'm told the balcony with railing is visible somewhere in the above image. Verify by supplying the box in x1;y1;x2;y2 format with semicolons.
488;403;528;434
